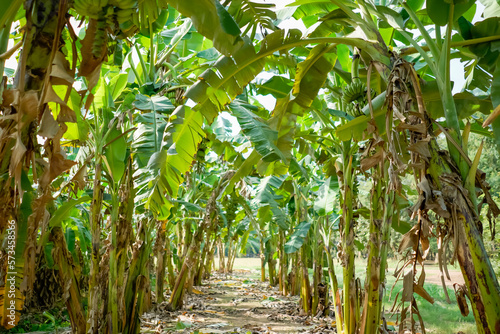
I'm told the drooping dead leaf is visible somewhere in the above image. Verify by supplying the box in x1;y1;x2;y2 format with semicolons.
46;152;76;185
407;139;431;159
57;105;77;123
360;148;385;172
453;284;469;317
398;226;418;253
38;106;60;138
396;122;426;134
72;165;87;191
79;19;106;90
51;51;75;84
413;283;434;304
43;85;77;122
9;133;27;191
18;91;39;128
402;270;414;302
2;88;19;108
482;103;500;128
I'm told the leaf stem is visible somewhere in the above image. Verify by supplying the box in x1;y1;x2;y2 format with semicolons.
399;35;500;55
400;2;440;60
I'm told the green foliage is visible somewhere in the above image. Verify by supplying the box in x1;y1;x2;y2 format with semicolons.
3;1;500;332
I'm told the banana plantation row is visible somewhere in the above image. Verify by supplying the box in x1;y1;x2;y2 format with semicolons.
0;0;499;333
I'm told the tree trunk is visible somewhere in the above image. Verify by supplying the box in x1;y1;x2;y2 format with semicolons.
341;142;357;334
123;219;152;334
50;227;86;334
165;235;175;291
325;243;342;332
300;246;311;314
218;238;226;273
294;252;301;296
360;163;384;334
155;220;167;303
204;237;217;280
278;230;288;295
168;172;232;310
260;238;266;282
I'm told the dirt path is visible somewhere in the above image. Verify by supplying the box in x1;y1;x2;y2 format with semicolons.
140;260;465;333
140;270;336;334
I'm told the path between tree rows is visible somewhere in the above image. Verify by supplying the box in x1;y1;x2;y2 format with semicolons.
140;270;337;334
139;262;465;334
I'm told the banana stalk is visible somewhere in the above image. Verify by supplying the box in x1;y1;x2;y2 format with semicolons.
300;246;312;314
324;236;342;332
123;218;153;334
50;227;86;333
154;220;167;303
260;238;266;282
165;233;175;291
360;161;385;334
378;180;395;316
168;173;233;310
108;190;120;333
311;221;322;315
218;238;226;273
293;252;301;296
278;230;288;295
341;141;357;334
116;159;134;328
203;235;217;281
87;155;103;334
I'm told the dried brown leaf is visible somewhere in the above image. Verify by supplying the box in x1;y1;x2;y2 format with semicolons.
402;270;414;302
79;19;106;89
454;284;469;317
413;283;434;304
396;122;426;134
51;52;74;84
482;103;500;128
360;148;385;172
38;107;60;138
407;139;431;159
398;227;418;253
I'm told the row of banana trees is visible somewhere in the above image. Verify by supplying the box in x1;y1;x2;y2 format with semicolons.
0;0;499;333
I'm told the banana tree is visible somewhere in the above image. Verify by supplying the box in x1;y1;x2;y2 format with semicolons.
322;0;500;332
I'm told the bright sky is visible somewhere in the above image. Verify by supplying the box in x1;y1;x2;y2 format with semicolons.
4;1;484;109
253;0;487;110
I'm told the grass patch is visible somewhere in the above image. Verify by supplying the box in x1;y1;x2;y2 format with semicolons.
229;256;477;333
382;275;476;333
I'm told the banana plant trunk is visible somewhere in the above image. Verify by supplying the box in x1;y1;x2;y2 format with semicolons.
115;159;134;330
260;238;266;282
49;227;86;334
294;252;301;296
88;158;103;334
155;220;168;303
195;227;215;286
399;59;500;333
428;140;500;333
360;162;384;334
165;234;175;291
278;230;288;295
203;237;217;280
341;140;357;334
168;174;231;310
300;246;311;314
324;240;342;332
218;238;226;273
123;218;152;334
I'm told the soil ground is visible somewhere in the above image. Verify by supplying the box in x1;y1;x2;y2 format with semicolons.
140;258;467;334
141;269;336;334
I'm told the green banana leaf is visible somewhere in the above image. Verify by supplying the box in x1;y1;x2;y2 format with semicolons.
166;0;243;56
